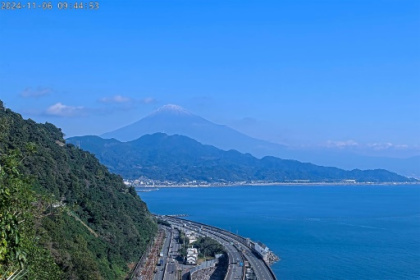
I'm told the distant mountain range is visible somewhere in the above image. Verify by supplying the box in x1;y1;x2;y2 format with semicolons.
67;133;416;183
101;104;288;158
100;104;420;178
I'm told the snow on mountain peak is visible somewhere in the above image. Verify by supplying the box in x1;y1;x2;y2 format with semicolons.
151;104;192;116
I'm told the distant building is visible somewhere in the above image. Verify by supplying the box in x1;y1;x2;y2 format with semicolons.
188;236;197;244
343;179;356;183
185;230;197;244
186;247;198;265
246;238;251;247
254;242;270;263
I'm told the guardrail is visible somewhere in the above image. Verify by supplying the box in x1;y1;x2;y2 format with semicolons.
261;259;277;280
224;260;232;280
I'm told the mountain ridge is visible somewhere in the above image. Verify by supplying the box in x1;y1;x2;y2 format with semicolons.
100;104;288;158
68;133;416;183
99;104;420;178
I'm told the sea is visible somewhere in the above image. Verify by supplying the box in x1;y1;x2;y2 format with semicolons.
137;185;420;280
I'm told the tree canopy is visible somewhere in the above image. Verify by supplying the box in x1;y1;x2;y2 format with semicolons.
0;100;157;279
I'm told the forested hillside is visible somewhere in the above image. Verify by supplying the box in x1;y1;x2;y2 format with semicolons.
68;133;415;183
0;100;157;279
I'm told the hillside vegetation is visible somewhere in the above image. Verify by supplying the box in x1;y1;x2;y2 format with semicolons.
68;133;415;183
0;100;157;279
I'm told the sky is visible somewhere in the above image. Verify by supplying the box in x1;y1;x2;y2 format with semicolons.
0;0;419;157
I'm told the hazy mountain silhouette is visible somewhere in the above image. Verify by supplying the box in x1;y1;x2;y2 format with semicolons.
100;104;419;178
67;133;415;183
101;104;288;158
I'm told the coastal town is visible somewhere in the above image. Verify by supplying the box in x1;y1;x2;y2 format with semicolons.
124;177;412;189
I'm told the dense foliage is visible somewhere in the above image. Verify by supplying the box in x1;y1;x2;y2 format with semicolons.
68;134;415;183
0;101;157;279
192;237;225;259
0;148;62;279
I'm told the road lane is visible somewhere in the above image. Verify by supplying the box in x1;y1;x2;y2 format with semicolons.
159;215;276;280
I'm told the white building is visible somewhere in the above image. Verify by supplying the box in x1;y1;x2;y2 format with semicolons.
185;230;197;244
186;247;198;265
254;242;270;263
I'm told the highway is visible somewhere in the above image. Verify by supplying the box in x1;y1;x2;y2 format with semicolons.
163;228;181;280
202;227;273;280
154;228;171;280
158;215;276;280
148;226;179;280
204;231;243;280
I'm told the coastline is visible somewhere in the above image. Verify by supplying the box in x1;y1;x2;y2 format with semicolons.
134;181;420;188
140;184;420;279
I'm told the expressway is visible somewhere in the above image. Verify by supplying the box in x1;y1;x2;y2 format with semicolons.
163;228;183;280
158;215;276;280
154;228;171;280
157;227;182;280
202;227;273;280
163;218;243;280
202;230;244;280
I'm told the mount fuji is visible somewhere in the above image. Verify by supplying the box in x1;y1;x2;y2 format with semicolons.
101;104;289;158
99;104;419;178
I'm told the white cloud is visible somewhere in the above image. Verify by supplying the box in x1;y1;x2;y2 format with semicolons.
46;102;85;117
20;86;53;98
99;95;131;103
324;140;415;153
367;142;410;150
141;97;157;104
325;140;359;148
99;95;157;105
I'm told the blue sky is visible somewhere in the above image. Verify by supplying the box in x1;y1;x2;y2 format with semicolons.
1;0;419;156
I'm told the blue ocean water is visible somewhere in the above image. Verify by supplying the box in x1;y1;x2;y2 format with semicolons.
138;185;420;279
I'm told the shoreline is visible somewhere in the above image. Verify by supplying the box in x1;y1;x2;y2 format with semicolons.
134;182;420;188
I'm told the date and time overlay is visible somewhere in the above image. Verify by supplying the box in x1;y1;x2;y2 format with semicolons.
1;1;99;10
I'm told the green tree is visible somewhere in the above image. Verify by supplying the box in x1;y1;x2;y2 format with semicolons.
0;100;156;279
0;150;33;278
0;145;61;279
